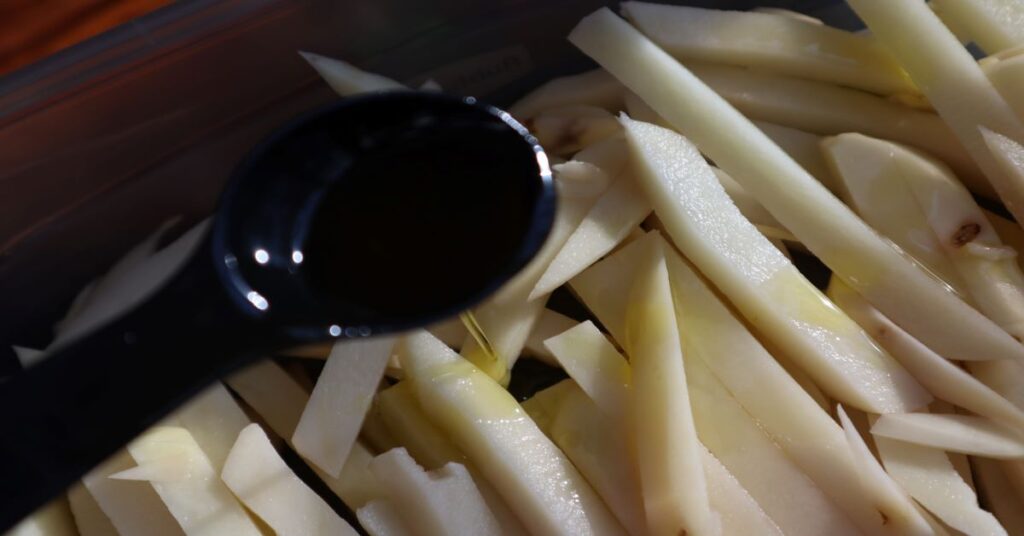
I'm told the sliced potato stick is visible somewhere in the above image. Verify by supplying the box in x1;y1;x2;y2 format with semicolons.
522;308;576;364
222;424;358;536
170;382;251;470
508;69;623;120
543;321;630;423
367;448;500;536
570;9;1024;364
873;433;1003;535
376;382;527;535
624;239;713;536
824;134;969;293
82;450;183;536
356;500;413;536
293;338;395;477
984;53;1024;123
684;61;990;197
530;105;621;155
621;2;915;95
829;278;1024;431
123;427;262;536
527;381;647;536
846;0;1024;225
299;52;404;96
7;498;76;536
930;0;1024;54
683;337;861;536
873;413;1024;458
398;332;625;536
753;121;838;193
530;170;651;299
67;483;116;536
836;407;936;536
973;457;1024;534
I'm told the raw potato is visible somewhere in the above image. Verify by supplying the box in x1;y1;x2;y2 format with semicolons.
508;69;624;120
836;407;935;536
525;381;647;536
930;0;1024;54
367;448;501;536
685;62;990;198
122;427;262;536
846;0;1024;226
682;333;861;536
824;134;967;292
530;167;651;299
356;501;413;536
542;321;631;422
872;414;1024;459
82;450;184;536
985;53;1024;124
299;52;404;96
530;105;621;155
828;278;1024;431
461;173;609;380
293;337;395;477
873;433;1004;536
830;133;1024;343
754;121;838;192
570;8;1024;365
621;2;915;95
522;308;576;364
67;482;117;536
170;382;251;470
973;456;1024;533
375;382;528;535
225;358;385;511
624;239;713;536
6;497;76;536
398;331;625;536
615;114;927;413
222;424;358;536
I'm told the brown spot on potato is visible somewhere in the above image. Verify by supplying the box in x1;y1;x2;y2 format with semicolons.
952;222;981;247
880;511;889;525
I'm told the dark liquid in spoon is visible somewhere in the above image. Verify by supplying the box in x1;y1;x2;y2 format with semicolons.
302;114;541;320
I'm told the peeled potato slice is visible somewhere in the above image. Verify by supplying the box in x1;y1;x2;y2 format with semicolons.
930;0;1024;54
624;239;713;536
836;407;936;536
398;331;624;536
222;424;358;536
293;337;395;477
82;450;183;536
7;498;76;536
121;427;262;536
621;2;915;95
508;69;623;120
872;414;1024;459
543;321;630;423
299;52;404;96
873;432;1004;535
368;448;500;536
828;278;1024;431
67;483;116;536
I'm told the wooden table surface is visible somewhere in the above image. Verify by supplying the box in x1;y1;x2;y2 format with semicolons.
0;0;172;76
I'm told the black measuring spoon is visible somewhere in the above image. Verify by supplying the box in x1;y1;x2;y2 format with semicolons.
0;90;555;530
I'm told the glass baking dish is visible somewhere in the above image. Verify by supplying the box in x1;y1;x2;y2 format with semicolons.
0;0;856;348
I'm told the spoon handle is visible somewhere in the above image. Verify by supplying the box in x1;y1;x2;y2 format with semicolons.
0;253;265;531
